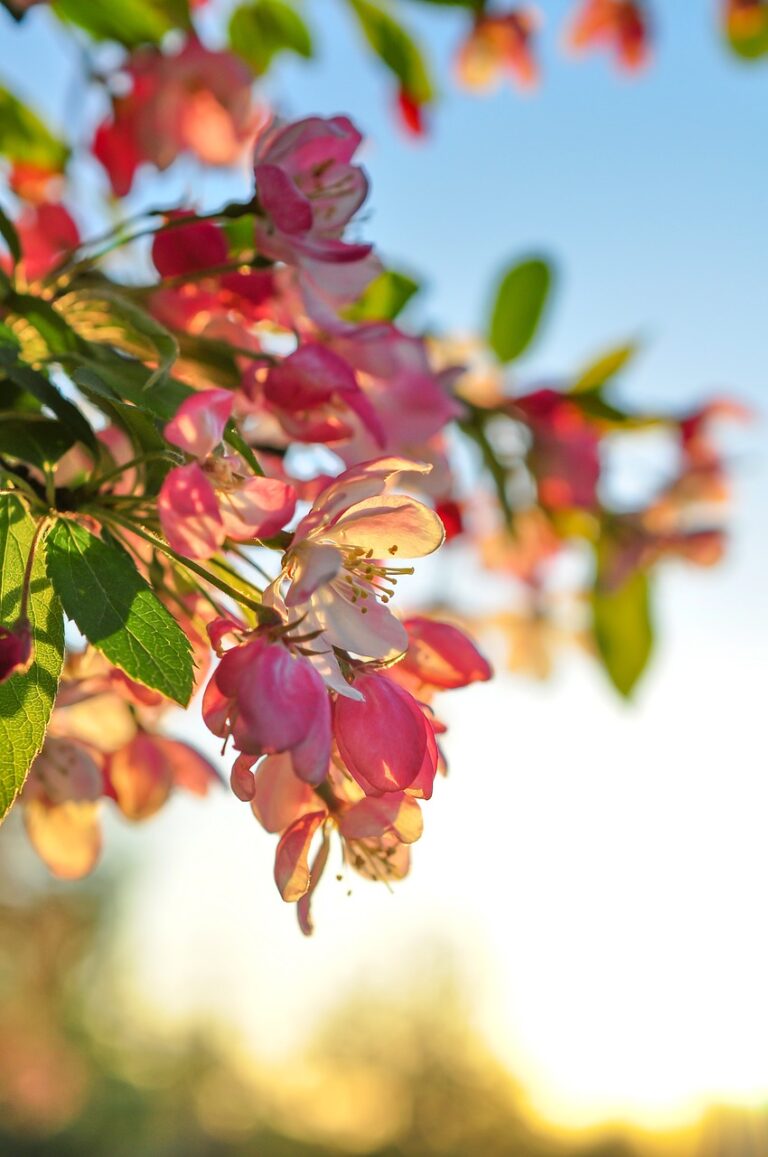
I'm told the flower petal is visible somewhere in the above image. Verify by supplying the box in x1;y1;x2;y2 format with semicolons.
24;800;102;880
251;752;319;833
158;463;225;559
333;673;428;793
164;389;233;459
399;618;493;689
284;541;343;606
219;476;296;541
304;582;408;662
106;733;173;821
274;809;326;902
323;494;445;559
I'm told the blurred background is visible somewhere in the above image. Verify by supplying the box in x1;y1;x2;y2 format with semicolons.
1;2;767;1154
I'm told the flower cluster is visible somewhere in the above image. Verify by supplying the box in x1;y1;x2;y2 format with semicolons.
0;98;741;931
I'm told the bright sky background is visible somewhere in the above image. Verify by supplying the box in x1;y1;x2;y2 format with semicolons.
2;0;767;1138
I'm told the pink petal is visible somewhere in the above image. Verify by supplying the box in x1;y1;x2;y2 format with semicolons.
158;463;225;559
251;752;319;833
152;214;228;277
325;494;445;559
297;831;331;935
106;733;173;821
24;800;102;880
333;673;428;793
274;809;326;902
255;162;313;234
218;476;296;540
0;619;32;683
164;389;233;459
298;457;432;532
264;342;358;409
235;645;332;769
301;581;408;662
230;754;256;802
399;618;493;689
339;794;422;843
284;542;343;606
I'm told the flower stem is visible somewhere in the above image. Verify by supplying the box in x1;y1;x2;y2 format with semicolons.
95;509;277;622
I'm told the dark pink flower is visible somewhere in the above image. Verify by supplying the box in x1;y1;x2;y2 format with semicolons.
514;388;601;511
333;671;437;794
206;639;332;784
257;342;384;446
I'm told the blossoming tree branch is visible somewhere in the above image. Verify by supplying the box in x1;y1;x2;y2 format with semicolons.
0;0;742;930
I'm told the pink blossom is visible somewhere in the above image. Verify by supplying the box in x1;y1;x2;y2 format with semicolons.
267;458;444;668
11;202;79;283
205;638;332;784
159;390;296;558
333;671;437;794
514;388;600;510
274;810;327;902
94;37;258;195
152;213;229;278
329;324;463;463
396;617;493;691
252;115;379;312
254;341;384;446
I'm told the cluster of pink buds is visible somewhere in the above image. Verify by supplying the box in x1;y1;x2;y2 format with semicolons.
204;608;490;933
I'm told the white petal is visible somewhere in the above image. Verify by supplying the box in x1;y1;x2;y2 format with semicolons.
285;542;343;606
323;495;445;558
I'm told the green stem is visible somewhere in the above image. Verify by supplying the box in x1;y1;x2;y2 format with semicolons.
86;450;176;494
459;411;515;528
48;198;260;283
19;515;50;621
95;509;273;620
0;468;43;509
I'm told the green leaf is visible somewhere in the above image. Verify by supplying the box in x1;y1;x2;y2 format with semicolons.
229;0;313;75
5;292;79;358
70;355;191;421
345;269;420;322
224;421;264;476
0;413;75;470
0;88;68;173
52;0;191;47
592;549;653;698
0;202;21;266
0;321;20;349
0;497;64;820
571;342;637;395
0;347;98;457
55;289;179;391
488;256;553;364
347;0;434;103
46;520;194;706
